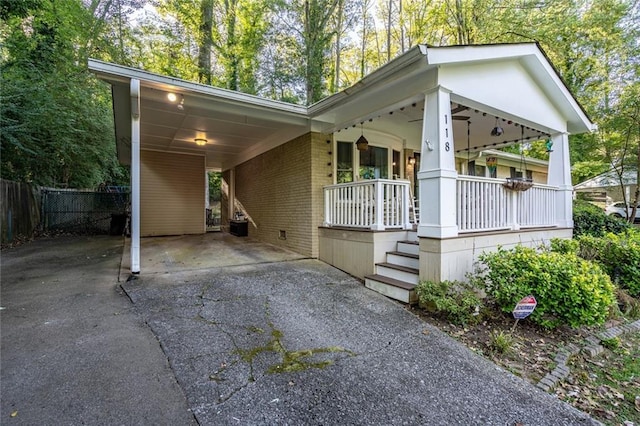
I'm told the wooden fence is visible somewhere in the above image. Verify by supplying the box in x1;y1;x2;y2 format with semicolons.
2;180;130;244
1;179;41;244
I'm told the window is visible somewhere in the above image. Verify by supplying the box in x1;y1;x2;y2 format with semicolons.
392;150;400;178
475;165;486;177
510;167;532;180
359;146;388;179
337;141;353;183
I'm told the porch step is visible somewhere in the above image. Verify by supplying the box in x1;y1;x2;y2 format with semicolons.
407;231;418;242
397;241;419;256
375;262;419;284
387;251;419;269
364;274;417;304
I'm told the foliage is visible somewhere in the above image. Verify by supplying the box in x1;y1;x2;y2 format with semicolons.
415;280;482;325
488;330;514;355
208;171;222;201
474;245;616;329
552;230;640;297
572;200;632;237
0;0;127;188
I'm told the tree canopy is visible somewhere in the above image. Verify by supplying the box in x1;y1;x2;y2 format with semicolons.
1;0;638;193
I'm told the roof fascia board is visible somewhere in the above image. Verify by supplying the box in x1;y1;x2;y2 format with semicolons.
481;148;549;167
88;59;308;117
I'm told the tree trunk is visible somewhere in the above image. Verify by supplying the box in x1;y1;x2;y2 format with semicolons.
198;0;214;85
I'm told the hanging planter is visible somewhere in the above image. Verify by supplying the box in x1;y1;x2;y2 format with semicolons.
503;177;534;192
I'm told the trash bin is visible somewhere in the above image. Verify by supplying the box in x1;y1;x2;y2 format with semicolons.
110;213;127;235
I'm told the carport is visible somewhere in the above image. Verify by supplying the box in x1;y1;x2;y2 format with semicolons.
89;60;311;273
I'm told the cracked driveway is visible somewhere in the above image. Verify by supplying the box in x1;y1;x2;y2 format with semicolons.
2;235;597;425
122;247;597;425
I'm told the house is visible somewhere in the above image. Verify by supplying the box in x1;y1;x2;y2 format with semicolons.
89;42;595;303
574;168;638;204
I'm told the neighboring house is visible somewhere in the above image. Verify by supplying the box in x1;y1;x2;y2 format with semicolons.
89;42;594;303
574;168;638;205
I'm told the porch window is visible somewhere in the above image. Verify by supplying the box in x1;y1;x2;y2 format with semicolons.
359;146;388;179
337;141;354;183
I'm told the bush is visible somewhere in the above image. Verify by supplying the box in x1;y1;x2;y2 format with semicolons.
415;280;482;325
474;245;616;329
573;200;631;237
551;231;640;297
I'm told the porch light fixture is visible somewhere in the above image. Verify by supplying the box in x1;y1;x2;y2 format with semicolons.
490;117;504;137
356;122;369;151
408;157;416;165
355;122;369;151
167;92;177;102
177;96;185;110
195;138;207;146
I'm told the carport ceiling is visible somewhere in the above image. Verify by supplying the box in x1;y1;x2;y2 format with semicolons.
92;59;310;171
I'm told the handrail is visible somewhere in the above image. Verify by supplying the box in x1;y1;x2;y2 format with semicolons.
323;179;412;230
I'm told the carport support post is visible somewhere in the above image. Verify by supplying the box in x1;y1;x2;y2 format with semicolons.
130;79;141;274
547;132;573;228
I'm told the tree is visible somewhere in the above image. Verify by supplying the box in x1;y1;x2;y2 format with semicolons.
1;0;126;187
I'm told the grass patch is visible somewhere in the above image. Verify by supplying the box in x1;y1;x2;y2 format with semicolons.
557;331;640;425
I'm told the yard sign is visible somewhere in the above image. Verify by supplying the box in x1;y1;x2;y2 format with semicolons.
512;295;537;319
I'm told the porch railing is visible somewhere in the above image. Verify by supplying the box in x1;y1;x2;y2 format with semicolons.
456;176;557;233
323;179;412;230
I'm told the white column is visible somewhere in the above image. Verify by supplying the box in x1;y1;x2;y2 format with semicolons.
130;79;141;274
228;168;236;219
417;86;459;238
547;132;573;228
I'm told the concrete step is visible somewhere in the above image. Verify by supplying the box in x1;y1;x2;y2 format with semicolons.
375;263;419;285
386;251;419;269
397;241;419;256
364;274;417;304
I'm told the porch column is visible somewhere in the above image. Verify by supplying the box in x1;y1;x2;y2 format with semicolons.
547;132;573;228
130;79;141;273
417;86;458;238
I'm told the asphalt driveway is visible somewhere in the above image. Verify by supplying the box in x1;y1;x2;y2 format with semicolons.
2;235;597;425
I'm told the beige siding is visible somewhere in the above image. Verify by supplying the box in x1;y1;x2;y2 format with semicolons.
141;150;205;237
232;133;332;257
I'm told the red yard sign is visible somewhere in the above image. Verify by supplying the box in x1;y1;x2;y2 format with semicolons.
512;295;537;319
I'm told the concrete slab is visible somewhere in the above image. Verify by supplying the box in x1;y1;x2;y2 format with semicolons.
1;236;196;425
120;232;307;280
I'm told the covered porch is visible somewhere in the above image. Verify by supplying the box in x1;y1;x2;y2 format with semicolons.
315;43;594;295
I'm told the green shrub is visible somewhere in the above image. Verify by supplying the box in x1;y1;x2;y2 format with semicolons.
415;280;482;325
474;245;616;329
573;200;632;237
551;231;640;297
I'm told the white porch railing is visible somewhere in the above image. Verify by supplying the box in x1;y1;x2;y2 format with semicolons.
456;176;558;233
323;179;412;230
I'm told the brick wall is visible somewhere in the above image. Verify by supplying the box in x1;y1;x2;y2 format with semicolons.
233;132;332;257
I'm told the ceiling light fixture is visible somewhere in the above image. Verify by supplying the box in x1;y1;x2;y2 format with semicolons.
167;92;177;102
195;138;207;146
177;96;184;110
